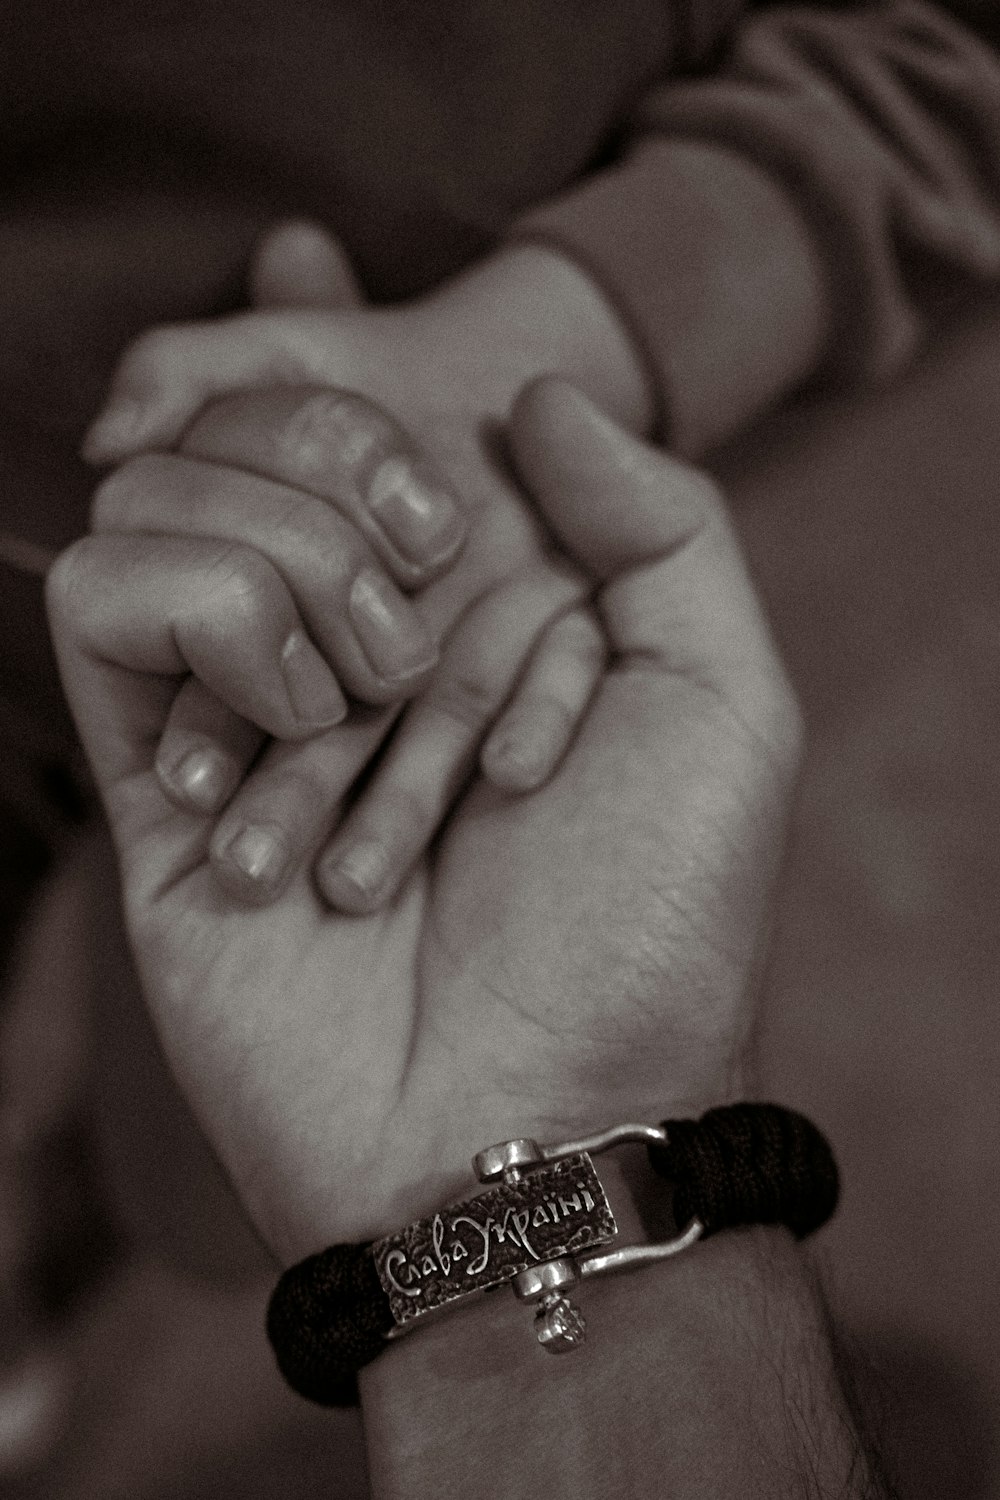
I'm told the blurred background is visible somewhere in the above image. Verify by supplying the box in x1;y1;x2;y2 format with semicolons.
2;4;1000;1495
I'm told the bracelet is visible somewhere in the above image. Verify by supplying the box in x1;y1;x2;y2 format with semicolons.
266;1102;839;1406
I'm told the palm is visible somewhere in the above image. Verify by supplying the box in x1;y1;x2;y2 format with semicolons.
125;660;774;1263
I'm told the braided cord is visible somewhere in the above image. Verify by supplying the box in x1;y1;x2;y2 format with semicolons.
648;1102;840;1239
266;1242;395;1407
268;1103;839;1405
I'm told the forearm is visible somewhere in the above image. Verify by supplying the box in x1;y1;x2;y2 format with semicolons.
509;0;1000;455
360;1190;885;1499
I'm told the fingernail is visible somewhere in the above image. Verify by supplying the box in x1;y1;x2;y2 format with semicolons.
368;458;464;567
80;400;148;462
223;823;288;888
324;839;386;902
281;631;348;726
484;729;545;790
163;746;237;812
348;569;438;682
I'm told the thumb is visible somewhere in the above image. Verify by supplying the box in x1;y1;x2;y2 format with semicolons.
510;377;721;580
508;378;798;757
249;220;366;310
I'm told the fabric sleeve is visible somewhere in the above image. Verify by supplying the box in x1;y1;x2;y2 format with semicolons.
509;0;1000;455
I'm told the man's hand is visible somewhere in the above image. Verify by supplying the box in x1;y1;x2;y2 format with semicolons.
48;381;799;1265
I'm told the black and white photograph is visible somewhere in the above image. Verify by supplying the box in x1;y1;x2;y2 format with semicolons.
0;3;997;1495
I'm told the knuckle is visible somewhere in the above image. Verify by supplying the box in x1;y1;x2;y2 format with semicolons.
202;542;279;628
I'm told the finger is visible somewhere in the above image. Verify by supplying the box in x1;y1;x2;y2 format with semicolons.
85;329;468;582
250;220;366;310
154;678;264;816
316;571;582;912
480;606;605;792
80;310;339;463
46;534;347;791
508;379;800;764
501;380;801;1035
206;707;394;903
92;452;441;703
180;387;466;586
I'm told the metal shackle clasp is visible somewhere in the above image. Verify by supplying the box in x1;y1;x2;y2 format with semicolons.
474;1123;704;1353
374;1122;703;1354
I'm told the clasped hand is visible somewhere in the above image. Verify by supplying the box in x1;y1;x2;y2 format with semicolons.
47;237;800;1265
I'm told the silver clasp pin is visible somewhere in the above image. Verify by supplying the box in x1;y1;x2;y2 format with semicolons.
475;1124;704;1354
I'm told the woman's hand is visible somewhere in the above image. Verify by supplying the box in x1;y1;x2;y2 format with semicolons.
75;234;653;900
48;381;799;1264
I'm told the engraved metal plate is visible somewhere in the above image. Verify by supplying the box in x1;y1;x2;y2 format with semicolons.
372;1153;616;1326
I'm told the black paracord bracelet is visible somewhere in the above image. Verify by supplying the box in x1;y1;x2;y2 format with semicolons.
266;1103;839;1407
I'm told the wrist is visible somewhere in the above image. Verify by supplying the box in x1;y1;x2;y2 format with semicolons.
361;1226;868;1500
409;244;656;434
373;1070;749;1249
268;1101;846;1488
261;1071;750;1266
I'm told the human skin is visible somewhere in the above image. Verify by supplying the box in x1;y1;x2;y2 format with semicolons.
362;1225;885;1500
78;242;656;912
47;380;798;1263
48;382;887;1498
